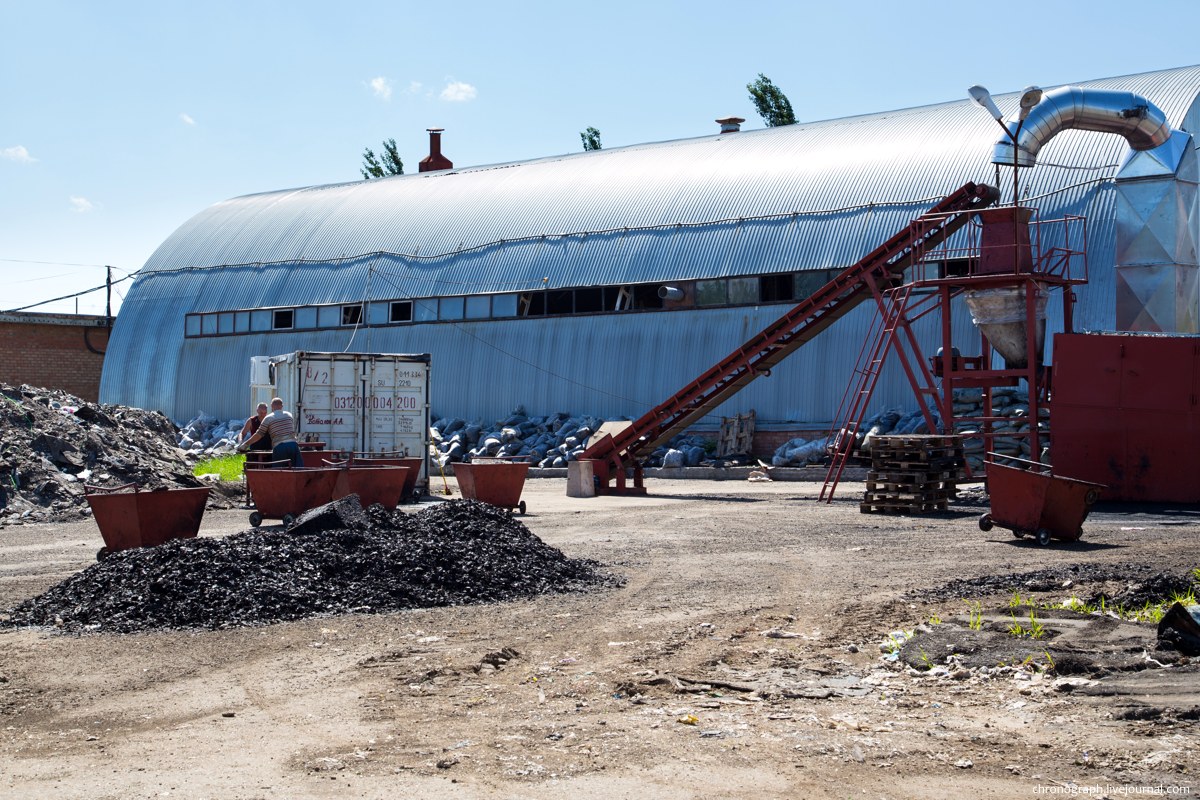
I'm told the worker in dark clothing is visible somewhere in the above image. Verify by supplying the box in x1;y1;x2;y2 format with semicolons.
238;403;272;452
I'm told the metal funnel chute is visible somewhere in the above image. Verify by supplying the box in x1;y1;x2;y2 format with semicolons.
964;285;1048;368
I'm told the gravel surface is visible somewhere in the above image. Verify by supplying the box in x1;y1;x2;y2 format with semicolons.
1;480;1196;799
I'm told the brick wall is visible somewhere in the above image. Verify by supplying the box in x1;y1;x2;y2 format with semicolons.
752;428;828;459
0;317;110;401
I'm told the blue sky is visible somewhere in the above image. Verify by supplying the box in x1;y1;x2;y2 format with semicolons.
3;0;1200;314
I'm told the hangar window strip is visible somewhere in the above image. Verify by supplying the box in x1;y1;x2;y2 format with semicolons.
182;271;841;338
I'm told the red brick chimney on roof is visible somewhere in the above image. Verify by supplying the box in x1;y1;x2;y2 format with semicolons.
716;116;745;134
419;128;453;173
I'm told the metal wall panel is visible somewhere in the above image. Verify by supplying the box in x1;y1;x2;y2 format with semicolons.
102;66;1200;424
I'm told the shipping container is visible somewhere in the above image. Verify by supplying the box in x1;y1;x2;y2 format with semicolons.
253;352;431;490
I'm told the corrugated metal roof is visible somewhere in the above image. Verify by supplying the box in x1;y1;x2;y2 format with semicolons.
104;65;1200;422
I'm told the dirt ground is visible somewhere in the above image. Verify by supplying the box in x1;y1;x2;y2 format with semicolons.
1;478;1197;799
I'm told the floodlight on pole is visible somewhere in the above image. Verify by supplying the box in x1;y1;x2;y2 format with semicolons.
1018;86;1043;121
968;83;1042;207
968;85;1004;122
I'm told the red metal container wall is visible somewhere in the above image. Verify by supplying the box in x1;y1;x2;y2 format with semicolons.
1051;333;1200;502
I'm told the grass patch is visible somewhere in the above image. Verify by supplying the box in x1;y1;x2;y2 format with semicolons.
193;453;245;481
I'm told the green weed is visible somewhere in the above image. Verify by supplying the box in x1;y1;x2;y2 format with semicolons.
193;453;246;481
918;646;934;670
965;600;984;631
1008;609;1045;640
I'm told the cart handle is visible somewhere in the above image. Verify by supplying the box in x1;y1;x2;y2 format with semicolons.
984;452;1051;473
84;482;139;495
468;456;534;464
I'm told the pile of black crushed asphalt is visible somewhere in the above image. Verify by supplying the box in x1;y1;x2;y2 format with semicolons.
1;497;620;633
913;562;1198;606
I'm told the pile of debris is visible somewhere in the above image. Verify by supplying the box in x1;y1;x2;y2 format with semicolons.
430;407;714;469
2;497;620;633
0;383;204;524
177;412;245;457
951;387;1049;472
771;408;937;468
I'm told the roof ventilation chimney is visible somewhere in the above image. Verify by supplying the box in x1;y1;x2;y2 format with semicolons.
419;128;454;173
716;116;745;134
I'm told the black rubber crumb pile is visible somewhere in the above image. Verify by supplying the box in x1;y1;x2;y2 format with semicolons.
913;562;1198;606
2;497;621;633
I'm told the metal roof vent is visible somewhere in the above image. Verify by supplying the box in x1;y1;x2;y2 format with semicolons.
716;116;745;134
419;128;454;173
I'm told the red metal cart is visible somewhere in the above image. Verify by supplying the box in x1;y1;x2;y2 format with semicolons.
299;441;332;469
978;455;1106;546
244;466;341;528
453;458;530;515
347;454;423;502
322;461;410;510
84;483;211;560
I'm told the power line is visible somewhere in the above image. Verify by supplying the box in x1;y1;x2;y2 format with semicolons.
0;259;134;272
2;273;134;313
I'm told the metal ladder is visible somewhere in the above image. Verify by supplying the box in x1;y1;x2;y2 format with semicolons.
819;282;946;501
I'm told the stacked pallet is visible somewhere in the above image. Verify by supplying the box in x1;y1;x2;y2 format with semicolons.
861;434;964;514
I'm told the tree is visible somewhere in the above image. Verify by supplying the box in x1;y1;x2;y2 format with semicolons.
747;74;796;127
580;126;602;152
361;138;404;179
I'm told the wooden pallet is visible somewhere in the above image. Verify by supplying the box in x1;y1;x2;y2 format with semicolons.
861;433;962;514
866;479;954;493
717;410;756;457
860;498;950;514
868;456;962;472
871;434;960;449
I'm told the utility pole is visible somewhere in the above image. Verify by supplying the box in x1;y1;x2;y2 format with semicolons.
105;266;112;326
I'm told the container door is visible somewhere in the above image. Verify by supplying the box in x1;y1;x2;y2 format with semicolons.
1120;337;1199;502
296;355;364;453
1051;334;1126;496
364;359;429;485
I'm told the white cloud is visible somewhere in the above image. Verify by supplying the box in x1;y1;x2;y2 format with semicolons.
1;145;36;163
69;196;94;213
180;113;196;126
370;76;392;101
440;80;477;102
407;80;422;94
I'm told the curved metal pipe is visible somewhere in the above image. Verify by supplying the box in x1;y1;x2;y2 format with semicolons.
993;86;1171;167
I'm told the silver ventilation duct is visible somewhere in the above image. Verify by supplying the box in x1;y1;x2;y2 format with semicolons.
1114;130;1200;332
992;86;1171;167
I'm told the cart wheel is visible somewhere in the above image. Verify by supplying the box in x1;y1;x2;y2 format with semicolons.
96;546;110;562
1084;489;1100;506
282;513;296;528
1035;528;1052;547
1012;528;1025;539
978;513;994;532
249;511;263;528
